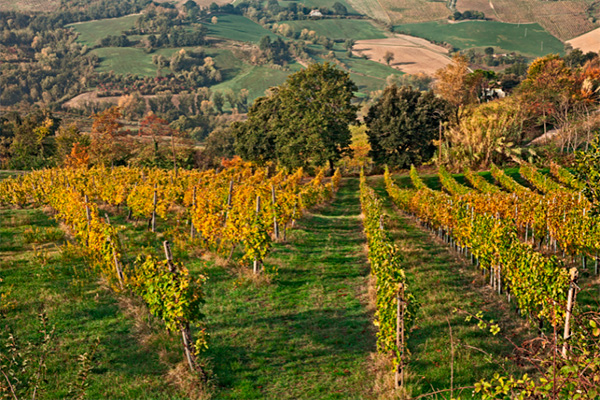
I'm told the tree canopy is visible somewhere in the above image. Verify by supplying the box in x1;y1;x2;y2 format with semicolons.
365;85;453;169
233;62;358;171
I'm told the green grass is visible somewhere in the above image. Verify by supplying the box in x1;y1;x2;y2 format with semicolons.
67;14;140;47
391;167;529;191
92;47;158;76
91;46;204;77
369;175;533;397
281;19;387;40
0;208;185;399
394;20;564;57
232;0;359;14
305;48;400;98
205;14;280;43
194;178;377;398
0;170;25;180
339;52;402;79
210;62;304;102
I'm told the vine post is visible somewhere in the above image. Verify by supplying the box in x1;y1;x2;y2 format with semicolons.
190;186;197;239
562;267;579;358
396;282;405;389
224;179;234;225
271;184;279;240
253;195;261;274
151;183;157;233
84;194;91;245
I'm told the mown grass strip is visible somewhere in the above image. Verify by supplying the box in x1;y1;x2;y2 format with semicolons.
197;178;377;399
369;175;533;398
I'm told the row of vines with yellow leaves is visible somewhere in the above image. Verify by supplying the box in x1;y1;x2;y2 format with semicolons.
386;167;570;325
359;170;416;370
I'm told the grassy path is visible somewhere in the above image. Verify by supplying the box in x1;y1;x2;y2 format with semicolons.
369;176;533;398
201;178;377;399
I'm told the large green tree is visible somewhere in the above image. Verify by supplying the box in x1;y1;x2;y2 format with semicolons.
233;62;358;171
365;85;453;168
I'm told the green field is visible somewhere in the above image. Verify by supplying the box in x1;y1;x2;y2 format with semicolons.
232;0;359;13
92;47;156;76
394;20;564;57
91;46;232;77
281;19;387;40
210;62;304;102
305;47;400;98
67;14;140;47
205;14;281;43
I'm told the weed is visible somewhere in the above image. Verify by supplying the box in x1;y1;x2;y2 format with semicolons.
23;226;65;244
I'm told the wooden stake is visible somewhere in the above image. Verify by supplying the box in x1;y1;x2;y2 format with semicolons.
562;268;579;358
151;184;157;233
395;283;405;389
253;195;261;274
271;184;279;240
223;179;234;225
181;324;195;372
163;240;176;273
190;186;197;239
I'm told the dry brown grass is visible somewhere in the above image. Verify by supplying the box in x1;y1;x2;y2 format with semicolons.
0;0;60;12
166;362;213;400
567;27;600;52
380;0;449;24
354;36;451;75
489;0;594;40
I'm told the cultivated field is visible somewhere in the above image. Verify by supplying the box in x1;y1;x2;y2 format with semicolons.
489;0;595;40
271;0;359;13
347;0;449;24
205;14;280;43
394;20;565;57
345;0;393;23
0;0;59;12
353;36;452;74
210;63;304;102
67;14;141;47
354;0;596;40
567;27;600;53
91;47;159;76
280;19;387;41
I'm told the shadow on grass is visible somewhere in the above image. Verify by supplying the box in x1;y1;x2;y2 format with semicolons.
203;178;377;399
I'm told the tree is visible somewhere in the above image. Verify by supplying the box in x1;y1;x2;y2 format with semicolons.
365;85;453;168
383;51;394;66
434;53;478;120
55;124;90;166
234;62;358;171
332;2;348;15
441;98;524;170
212;91;224;113
484;46;494;55
344;38;355;51
89;107;129;166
